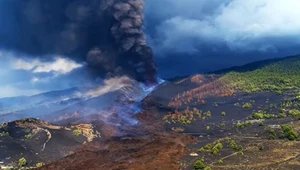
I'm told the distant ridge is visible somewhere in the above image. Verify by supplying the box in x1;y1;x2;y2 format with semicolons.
167;55;300;81
210;55;300;74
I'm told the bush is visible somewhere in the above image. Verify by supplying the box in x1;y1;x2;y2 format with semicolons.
288;109;300;118
218;160;223;164
252;112;264;119
242;103;253;109
206;126;211;131
25;133;33;140
259;145;264;151
36;162;45;168
194;160;205;170
214;143;223;150
199;148;205;153
206;111;212;118
230;141;243;151
204;144;212;150
221;112;226;117
204;167;212;170
73;129;82;137
281;125;299;140
211;147;219;155
278;113;287;118
18;157;27;167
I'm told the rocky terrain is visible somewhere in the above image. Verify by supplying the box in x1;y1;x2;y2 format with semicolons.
1;55;300;169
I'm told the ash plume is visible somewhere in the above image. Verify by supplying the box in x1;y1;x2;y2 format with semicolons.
0;0;157;83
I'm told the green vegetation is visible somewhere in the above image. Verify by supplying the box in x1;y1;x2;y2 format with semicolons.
18;157;27;167
36;162;45;168
235;121;252;129
218;160;224;164
73;129;82;137
205;111;212;118
222;57;300;94
221;112;226;117
220;122;226;127
25;133;33;140
242;102;253;109
0;131;9;137
269;129;276;140
206;126;211;131
251;110;277;120
230;140;243;151
194;159;205;170
204;167;212;170
259;145;264;151
280;124;299;140
288;109;300;118
162;108;202;125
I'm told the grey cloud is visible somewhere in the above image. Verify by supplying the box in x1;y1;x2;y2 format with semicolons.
144;0;300;77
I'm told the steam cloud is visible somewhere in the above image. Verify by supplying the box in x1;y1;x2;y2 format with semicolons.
0;0;157;83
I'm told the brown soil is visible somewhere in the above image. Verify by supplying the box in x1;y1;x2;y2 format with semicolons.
40;106;197;170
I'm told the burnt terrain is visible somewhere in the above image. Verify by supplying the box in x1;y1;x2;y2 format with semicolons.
1;56;300;169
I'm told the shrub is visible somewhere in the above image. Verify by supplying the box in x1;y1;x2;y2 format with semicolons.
206;111;212;118
288;109;300;118
242;103;253;109
218;160;223;164
221;112;226;117
73;129;82;137
211;147;219;155
199;148;205;153
206;126;211;131
25;133;33;140
36;162;45;168
204;167;212;170
230;141;243;151
252;112;264;119
18;157;27;167
281;125;299;140
204;144;212;150
278;113;287;118
259;145;264;151
236;121;252;128
214;142;223;150
194;160;205;170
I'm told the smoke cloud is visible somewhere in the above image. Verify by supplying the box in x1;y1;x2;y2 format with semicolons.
0;0;157;82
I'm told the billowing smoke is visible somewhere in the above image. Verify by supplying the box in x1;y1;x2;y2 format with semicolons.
0;0;157;83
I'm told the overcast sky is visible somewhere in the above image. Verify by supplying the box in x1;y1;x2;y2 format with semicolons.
144;0;300;77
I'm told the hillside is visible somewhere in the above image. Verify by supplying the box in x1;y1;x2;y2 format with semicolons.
2;55;300;170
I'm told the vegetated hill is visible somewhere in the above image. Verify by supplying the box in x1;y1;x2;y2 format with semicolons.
221;55;300;94
211;54;300;74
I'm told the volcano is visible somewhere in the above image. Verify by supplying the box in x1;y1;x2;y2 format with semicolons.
1;55;300;169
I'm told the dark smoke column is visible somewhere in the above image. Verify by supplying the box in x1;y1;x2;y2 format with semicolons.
0;0;157;83
103;0;157;83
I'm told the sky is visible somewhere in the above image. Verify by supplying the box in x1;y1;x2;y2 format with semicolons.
0;50;93;98
144;0;300;77
1;0;300;97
